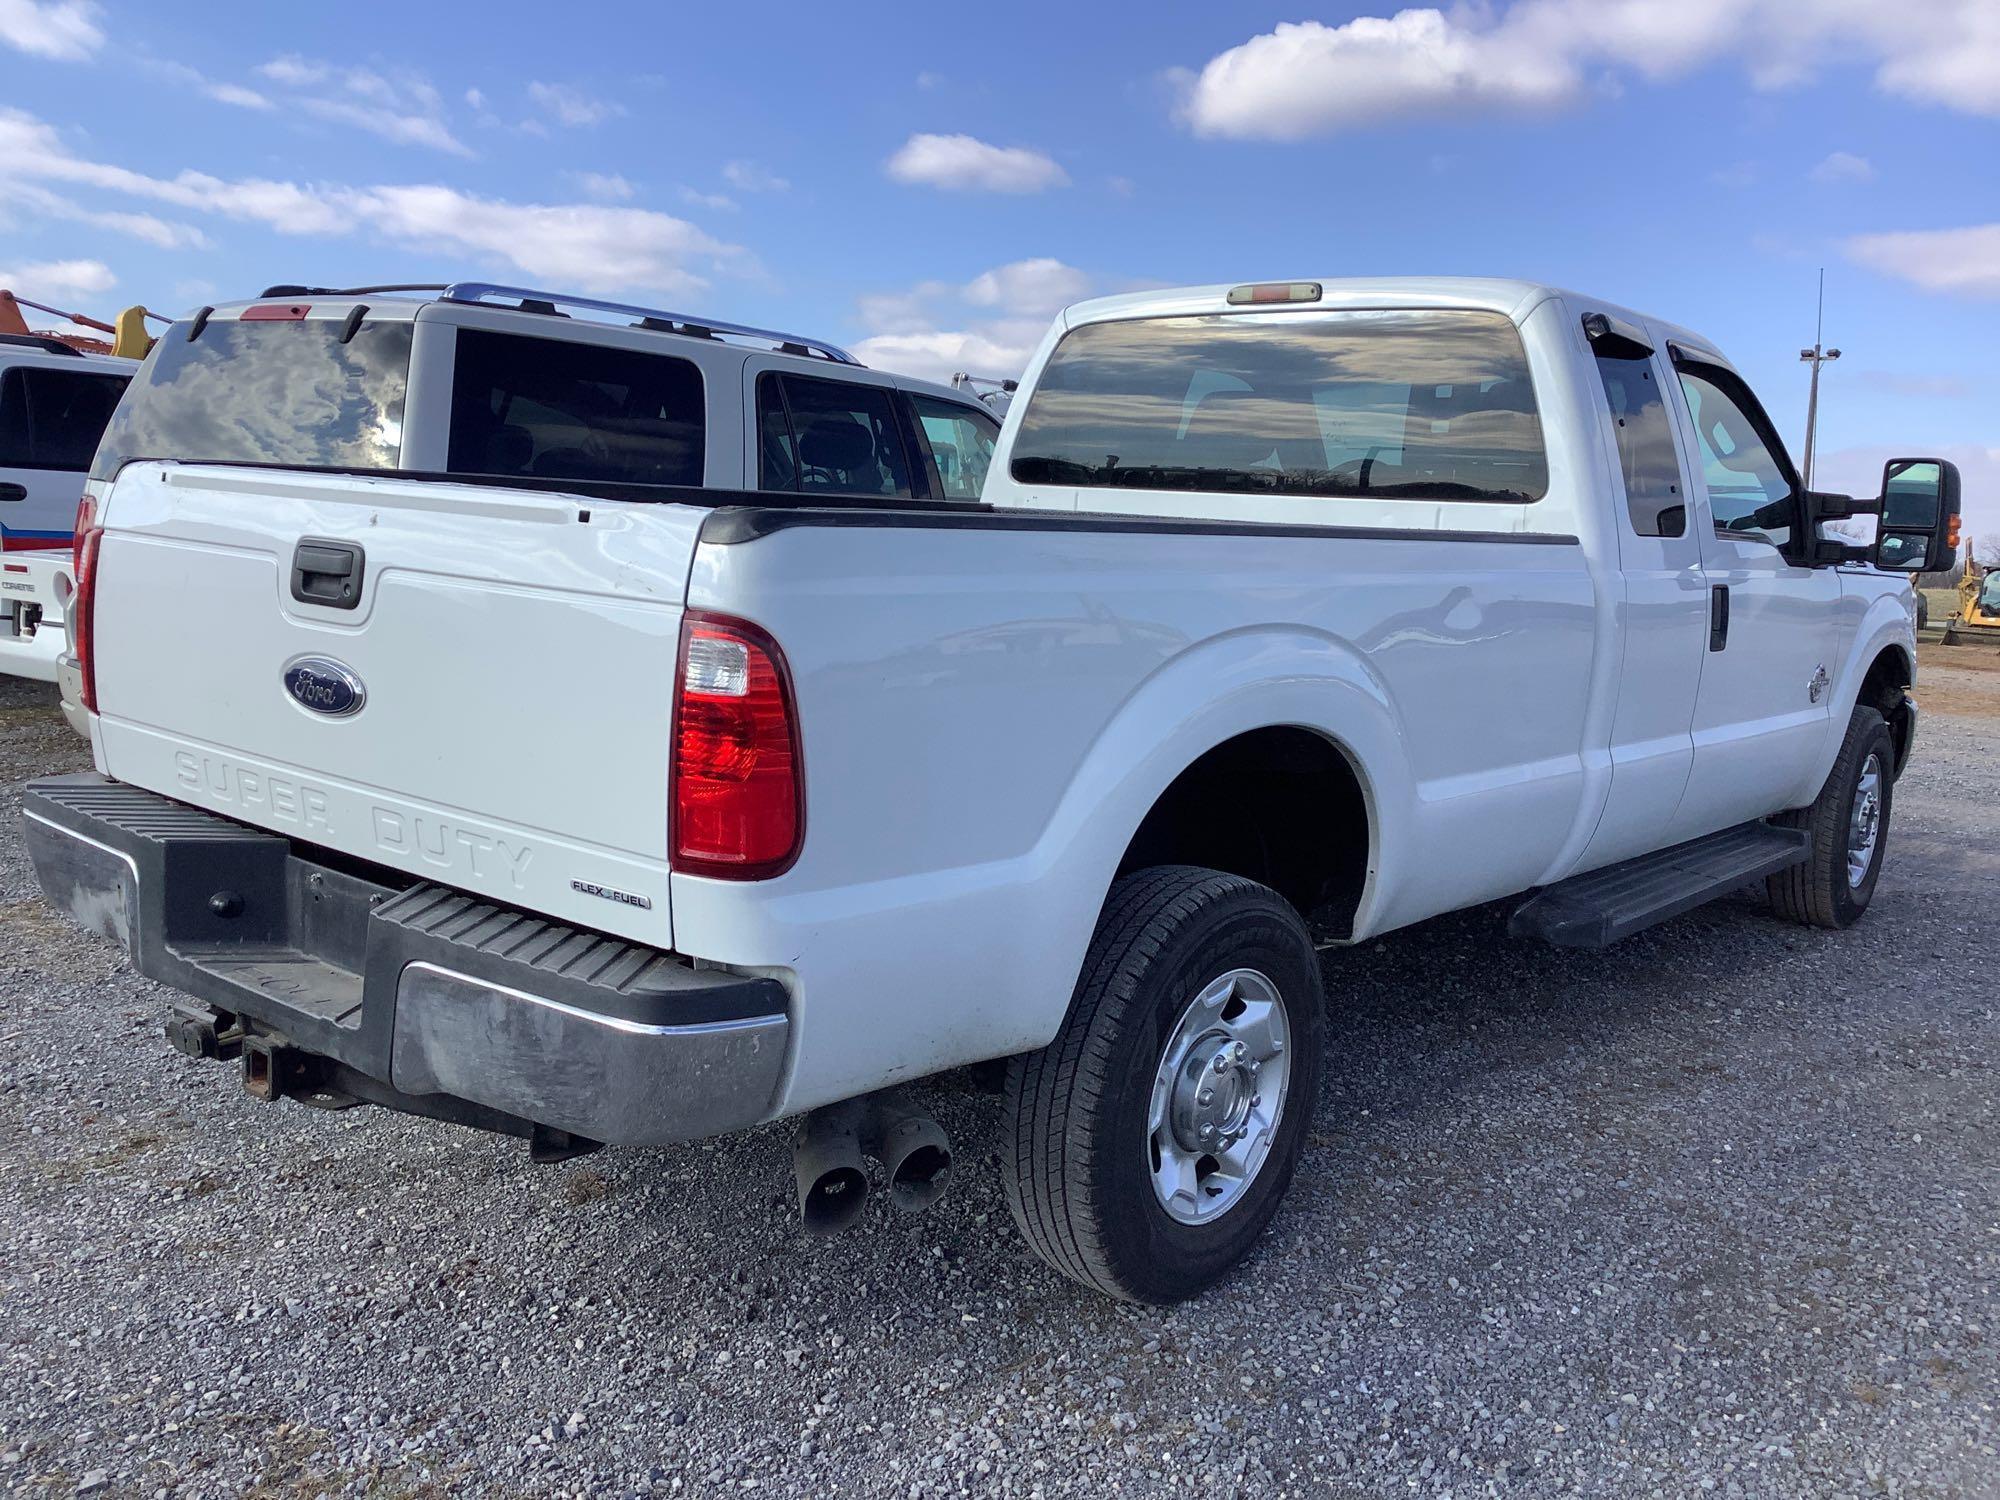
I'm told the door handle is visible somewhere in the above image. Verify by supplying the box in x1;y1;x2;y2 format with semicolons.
1709;584;1730;652
0;482;27;503
291;537;366;609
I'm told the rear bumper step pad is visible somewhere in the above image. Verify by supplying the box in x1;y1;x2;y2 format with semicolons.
1509;820;1811;949
21;773;789;1146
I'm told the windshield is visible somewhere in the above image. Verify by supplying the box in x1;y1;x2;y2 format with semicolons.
1981;572;2000;612
90;317;414;481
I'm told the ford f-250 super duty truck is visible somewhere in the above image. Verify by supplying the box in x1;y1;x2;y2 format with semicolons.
23;278;1958;1303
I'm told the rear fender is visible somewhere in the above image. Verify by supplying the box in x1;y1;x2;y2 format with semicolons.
1007;625;1407;1034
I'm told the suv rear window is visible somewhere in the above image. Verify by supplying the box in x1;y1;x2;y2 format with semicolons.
0;365;129;472
447;328;705;487
90;318;413;481
1010;309;1547;503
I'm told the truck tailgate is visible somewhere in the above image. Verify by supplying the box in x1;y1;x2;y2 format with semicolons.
89;463;698;946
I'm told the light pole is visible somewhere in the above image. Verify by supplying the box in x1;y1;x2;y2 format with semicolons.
1799;268;1840;492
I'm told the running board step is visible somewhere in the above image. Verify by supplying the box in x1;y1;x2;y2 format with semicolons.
1509;821;1810;949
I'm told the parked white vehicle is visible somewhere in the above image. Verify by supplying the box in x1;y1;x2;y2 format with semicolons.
42;283;1002;728
24;278;1957;1303
0;335;132;683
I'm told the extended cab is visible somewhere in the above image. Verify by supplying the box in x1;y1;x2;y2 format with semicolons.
23;278;1958;1303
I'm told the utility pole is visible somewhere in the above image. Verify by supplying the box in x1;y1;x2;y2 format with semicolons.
1799;268;1840;492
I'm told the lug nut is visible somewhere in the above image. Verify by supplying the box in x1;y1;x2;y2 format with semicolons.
1213;1055;1228;1075
1197;1088;1214;1107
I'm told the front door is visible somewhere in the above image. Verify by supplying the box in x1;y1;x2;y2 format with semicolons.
1667;358;1843;838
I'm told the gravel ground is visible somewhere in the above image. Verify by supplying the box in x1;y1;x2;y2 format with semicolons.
2;659;1995;1500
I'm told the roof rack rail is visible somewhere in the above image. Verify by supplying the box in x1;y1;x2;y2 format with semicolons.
258;283;451;298
0;332;85;357
439;282;861;365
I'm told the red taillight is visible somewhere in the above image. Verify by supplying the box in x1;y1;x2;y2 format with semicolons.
671;612;802;879
241;302;311;321
72;521;102;713
72;495;95;576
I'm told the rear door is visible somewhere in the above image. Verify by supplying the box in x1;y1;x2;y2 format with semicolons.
1573;313;1709;870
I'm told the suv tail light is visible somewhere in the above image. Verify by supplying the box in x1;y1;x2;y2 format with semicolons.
671;612;802;878
71;495;103;713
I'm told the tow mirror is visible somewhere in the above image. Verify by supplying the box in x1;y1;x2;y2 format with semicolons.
1872;458;1961;573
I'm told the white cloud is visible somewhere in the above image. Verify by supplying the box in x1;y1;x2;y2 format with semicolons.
528;81;619;128
1810;150;1876;184
296;96;468;155
885;133;1068;193
574;171;634;202
0;108;747;296
4;180;207;249
850;326;1047;385
0;0;100;59
1847;223;2000;297
464;87;486;109
1175;1;2000;139
0;257;115;300
205;82;273;110
680;186;738;213
252;54;469;154
1175;12;1576;139
963;258;1092;317
257;54;329;87
721;160;790;194
852;258;1095;381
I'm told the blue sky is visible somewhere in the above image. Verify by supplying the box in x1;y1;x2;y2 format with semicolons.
1;0;1995;529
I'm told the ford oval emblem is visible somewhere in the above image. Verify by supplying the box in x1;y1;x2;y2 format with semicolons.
282;655;366;718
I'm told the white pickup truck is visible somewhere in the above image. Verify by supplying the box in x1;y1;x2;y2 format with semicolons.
25;277;1957;1303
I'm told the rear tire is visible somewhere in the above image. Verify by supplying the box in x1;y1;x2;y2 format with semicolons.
1766;704;1895;929
1001;866;1326;1304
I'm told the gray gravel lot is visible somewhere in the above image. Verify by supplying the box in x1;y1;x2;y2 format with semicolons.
2;662;1996;1499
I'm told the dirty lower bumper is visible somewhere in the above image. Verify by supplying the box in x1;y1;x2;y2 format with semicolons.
21;773;789;1147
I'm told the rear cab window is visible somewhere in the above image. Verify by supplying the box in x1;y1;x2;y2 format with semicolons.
1010;309;1548;503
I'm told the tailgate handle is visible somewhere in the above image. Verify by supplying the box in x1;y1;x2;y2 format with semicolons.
291;538;365;610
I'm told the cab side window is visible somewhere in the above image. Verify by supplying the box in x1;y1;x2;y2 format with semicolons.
756;374;913;497
909;396;999;500
1675;366;1797;549
1591;351;1684;537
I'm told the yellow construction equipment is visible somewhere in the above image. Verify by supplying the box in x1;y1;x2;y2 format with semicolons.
0;288;164;358
1941;558;2000;646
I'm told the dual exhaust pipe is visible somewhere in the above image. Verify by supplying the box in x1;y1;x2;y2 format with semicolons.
793;1092;953;1234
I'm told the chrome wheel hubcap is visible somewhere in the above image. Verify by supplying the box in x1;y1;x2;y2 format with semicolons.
1847;753;1883;889
1148;968;1291;1226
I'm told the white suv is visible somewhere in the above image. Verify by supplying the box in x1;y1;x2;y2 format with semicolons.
48;281;1002;728
90;281;1001;501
